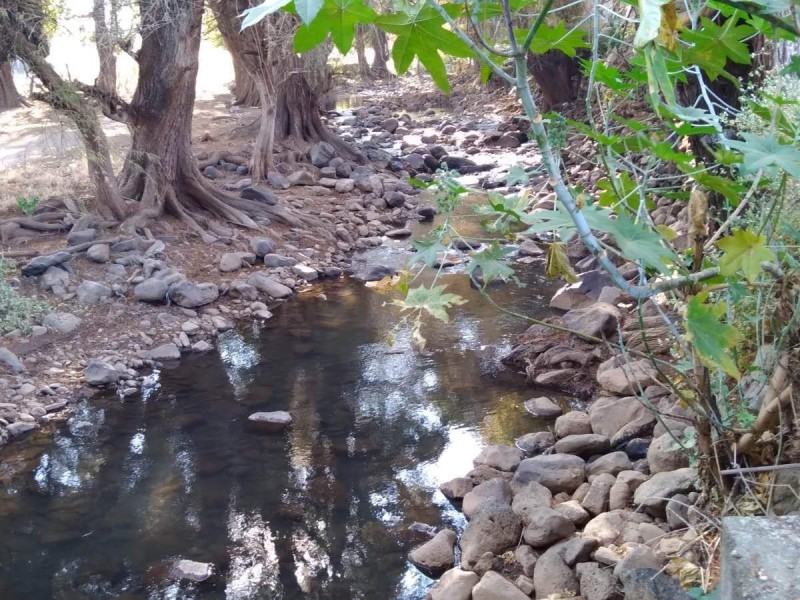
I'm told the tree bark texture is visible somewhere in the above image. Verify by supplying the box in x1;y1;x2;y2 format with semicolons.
0;60;23;110
369;26;390;78
211;0;261;107
527;50;580;111
92;0;117;94
355;25;372;79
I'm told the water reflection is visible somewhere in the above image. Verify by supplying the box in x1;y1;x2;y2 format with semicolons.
0;273;560;599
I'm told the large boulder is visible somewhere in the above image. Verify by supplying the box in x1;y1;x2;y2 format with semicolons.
589;396;655;440
586;452;632;477
522;507;575;548
168;281;219;308
84;360;120;386
473;445;523;472
473;571;530;600
562;303;621;339
511;481;554;523
246;273;293;299
428;568;479;600
459;502;522;569
554;434;611;457
409;529;456;575
597;359;659;395
463;478;512;519
555;411;592;438
512;454;586;494
633;468;696;516
439;477;474;501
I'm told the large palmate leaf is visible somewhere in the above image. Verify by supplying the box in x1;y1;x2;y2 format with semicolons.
685;294;741;379
717;229;774;282
409;236;448;268
293;0;376;53
466;241;515;285
682;16;755;80
725;133;800;178
377;3;473;92
240;0;292;29
524;22;589;57
392;285;466;322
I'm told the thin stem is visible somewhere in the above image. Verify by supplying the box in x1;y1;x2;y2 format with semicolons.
520;0;554;52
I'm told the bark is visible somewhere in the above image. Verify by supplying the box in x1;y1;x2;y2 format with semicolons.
369;26;390;78
13;39;127;221
92;0;117;95
0;60;23;110
527;50;580;111
354;25;372;79
119;0;263;236
231;51;260;107
211;0;260;106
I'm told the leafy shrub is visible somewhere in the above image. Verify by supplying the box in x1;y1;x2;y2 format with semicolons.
15;195;40;217
0;258;48;335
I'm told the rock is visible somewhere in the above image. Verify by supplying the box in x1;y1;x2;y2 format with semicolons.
515;574;535;596
247;411;292;432
579;562;622;600
647;432;690;474
7;421;36;437
524;396;563;418
41;265;70;290
76;280;112;305
134;278;169;303
624;438;651;460
291;264;319;281
351;263;396;282
409;529;456;575
512;481;554;523
22;251;72;277
428;568;479;600
251;238;276;257
582;473;616;516
241;185;278;205
146;343;181;361
515;431;555;454
440;477;474;500
381;117;399;133
555;411;592;438
614;544;664;582
386;228;412;239
169;281;219;308
170;559;213;582
203;165;222;179
549;270;615;311
522;507;575;548
459;502;522;569
555;434;611;457
263;254;297;267
554;500;590;527
267;171;290;189
43;312;82;334
562;303;621;339
220;253;244;272
587;452;632;477
563;538;599;567
589;396;656;440
619;568;691;600
309;141;336;167
87;243;110;263
192;340;213;352
617;470;648;493
473;571;530;600
247;273;293;298
287;170;316;186
609;481;631;511
533;544;580;599
597;359;660;395
496;133;521;148
0;347;25;373
468;464;514;485
474;445;523;472
512;454;586;494
583;510;629;546
633;468;696;516
417;205;436;221
335;179;355;193
67;228;97;245
463;478;512;519
384;191;406;208
84;360;120;386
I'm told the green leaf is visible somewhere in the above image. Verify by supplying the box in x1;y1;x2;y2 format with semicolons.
378;3;473;92
682;16;755;79
611;212;676;274
295;0;324;24
726;133;800;178
545;242;578;283
685;294;741;379
410;236;448;268
634;0;670;47
507;165;530;187
293;0;377;54
466;241;515;285
781;54;800;77
240;0;292;29
526;22;589;57
717;228;774;282
392;285;467;322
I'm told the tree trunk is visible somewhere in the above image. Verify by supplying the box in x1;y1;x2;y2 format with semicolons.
527;51;580;111
0;61;23;111
231;51;260;106
211;0;260;106
92;0;117;94
119;0;263;236
369;26;390;78
354;25;372;79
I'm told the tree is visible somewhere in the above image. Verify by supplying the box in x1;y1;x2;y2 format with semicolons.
0;60;24;111
92;0;117;95
209;1;261;106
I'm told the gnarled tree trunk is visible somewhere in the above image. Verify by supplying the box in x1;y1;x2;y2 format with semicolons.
527;50;580;111
212;0;260;107
354;25;372;79
369;26;390;78
92;0;117;94
231;51;260;107
119;0;264;236
0;60;23;110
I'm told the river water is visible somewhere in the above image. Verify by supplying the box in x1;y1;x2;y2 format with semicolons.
0;210;561;599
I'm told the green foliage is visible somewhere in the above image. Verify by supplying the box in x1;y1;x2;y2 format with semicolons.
726;133;800;178
0;259;48;335
524;21;589;57
392;284;466;322
717;229;774;283
685;294;741;379
466;241;516;286
16;195;40;216
294;0;377;53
